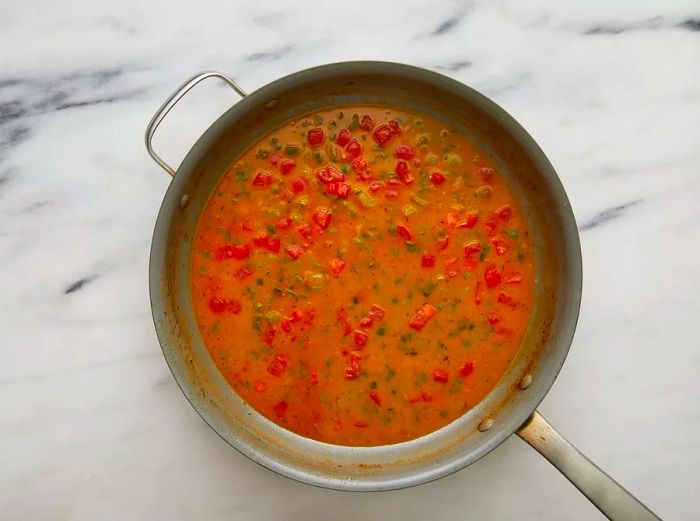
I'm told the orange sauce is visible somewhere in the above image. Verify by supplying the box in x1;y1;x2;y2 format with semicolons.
190;107;534;446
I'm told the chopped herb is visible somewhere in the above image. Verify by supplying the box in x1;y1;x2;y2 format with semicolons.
479;244;491;261
235;171;248;182
284;144;301;156
357;191;377;208
405;242;417;253
256;278;264;286
385;365;395;380
348;114;360;130
501;230;519;239
264;310;281;323
255;148;269;159
377;325;387;337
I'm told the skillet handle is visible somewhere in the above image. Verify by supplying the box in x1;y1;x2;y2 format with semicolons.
517;411;661;521
144;71;247;177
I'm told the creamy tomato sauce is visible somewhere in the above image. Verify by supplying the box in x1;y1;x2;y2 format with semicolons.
190;107;534;446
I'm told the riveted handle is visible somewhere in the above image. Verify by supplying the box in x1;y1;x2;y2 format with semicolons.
145;71;247;177
517;411;661;521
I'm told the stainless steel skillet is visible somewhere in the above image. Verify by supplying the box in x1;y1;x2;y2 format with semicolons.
145;62;660;520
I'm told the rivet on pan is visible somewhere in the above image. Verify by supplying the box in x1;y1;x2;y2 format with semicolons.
478;418;494;432
519;374;533;390
180;194;190;209
265;99;279;110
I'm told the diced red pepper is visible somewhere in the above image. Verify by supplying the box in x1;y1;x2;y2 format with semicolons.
359;316;373;329
312;206;332;229
395;144;415;160
360;114;375;131
484;265;501;288
396;223;413;241
487;313;499;325
273;400;288;419
457;213;478;229
433;369;449;383
495;204;512;221
307;127;325;147
267;355;288;377
279;189;293;202
269;153;280;166
459;361;474;377
309;372;319;385
214;243;250;261
388;120;401;135
354;421;369;428
337;308;353;336
329;258;346;277
444;257;459;267
395;160;414;184
353;330;368;348
336;128;351;146
387;178;400;187
209;296;227;313
297;224;313;240
292;177;305;193
234;266;252;279
474;281;482;305
385;189;398;199
409;303;437;331
430;171;446;185
350;156;368;171
464;240;481;255
505;272;523;284
316;165;345;184
277;217;292;230
436;236;450;250
372;124;392;146
369;181;384;192
368;391;381;407
484;215;498;236
290;308;303;322
327;181;351;199
254;381;266;393
285;244;304;260
253;233;268;247
464;258;478;271
261;325;276;345
479;167;495;181
498;291;515;305
492;237;508;256
252;171;273;187
266;237;280;253
346;139;362;158
421;254;436;268
446;212;458;227
240;219;253;231
280;316;292;333
369;304;386;321
280;159;296;175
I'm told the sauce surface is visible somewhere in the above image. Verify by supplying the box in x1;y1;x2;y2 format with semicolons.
190;107;535;446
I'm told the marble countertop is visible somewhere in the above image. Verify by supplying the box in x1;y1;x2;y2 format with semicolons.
2;1;699;519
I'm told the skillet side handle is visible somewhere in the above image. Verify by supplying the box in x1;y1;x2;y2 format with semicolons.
517;411;661;521
145;71;247;177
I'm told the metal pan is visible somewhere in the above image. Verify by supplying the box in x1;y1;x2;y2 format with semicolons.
145;62;660;520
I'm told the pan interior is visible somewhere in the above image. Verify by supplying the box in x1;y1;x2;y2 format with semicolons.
149;62;581;490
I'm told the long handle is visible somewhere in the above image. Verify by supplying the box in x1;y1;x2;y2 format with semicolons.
144;71;247;177
517;411;661;520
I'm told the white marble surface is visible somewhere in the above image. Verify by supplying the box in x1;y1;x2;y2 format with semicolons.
2;1;699;519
